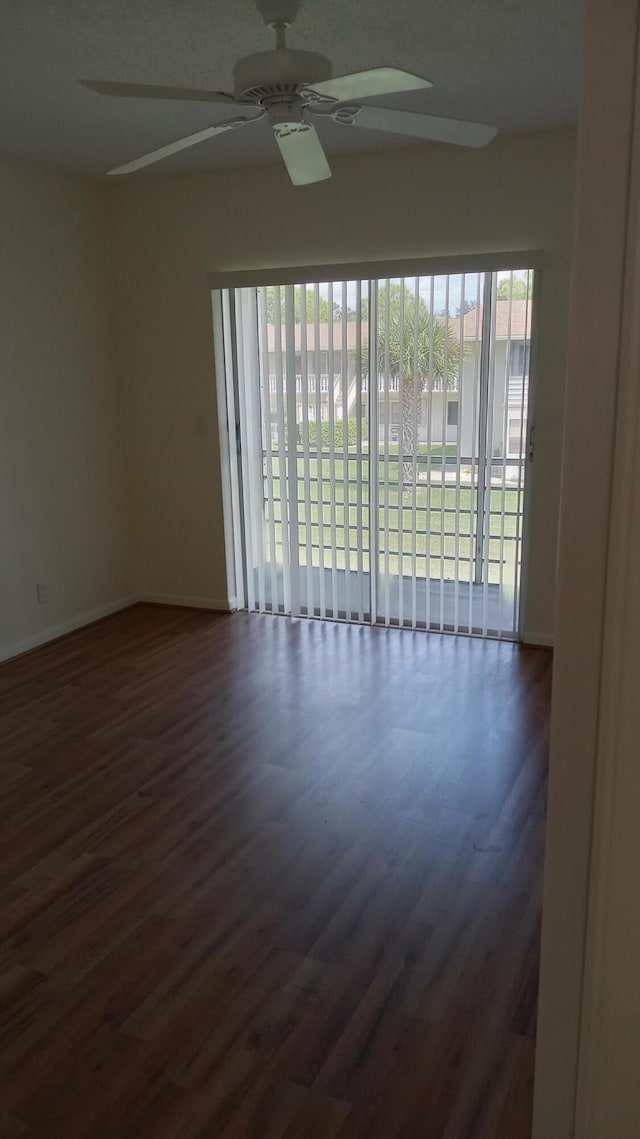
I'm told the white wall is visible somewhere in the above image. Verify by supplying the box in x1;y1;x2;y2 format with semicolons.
109;128;575;640
0;157;132;660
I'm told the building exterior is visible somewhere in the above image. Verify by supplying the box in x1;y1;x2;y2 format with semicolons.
264;299;532;462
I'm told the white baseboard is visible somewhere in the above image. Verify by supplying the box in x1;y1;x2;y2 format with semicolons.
0;592;236;665
0;595;138;664
522;630;554;648
137;592;233;612
0;595;547;664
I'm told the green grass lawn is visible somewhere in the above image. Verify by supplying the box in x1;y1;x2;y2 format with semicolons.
261;450;522;584
382;442;459;458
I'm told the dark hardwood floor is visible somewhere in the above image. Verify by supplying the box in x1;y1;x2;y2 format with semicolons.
0;605;551;1138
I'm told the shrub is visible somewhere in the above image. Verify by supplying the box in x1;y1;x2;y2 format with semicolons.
296;418;366;448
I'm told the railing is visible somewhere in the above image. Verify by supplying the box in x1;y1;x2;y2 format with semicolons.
259;450;523;580
269;373;340;393
267;373;463;397
508;376;529;404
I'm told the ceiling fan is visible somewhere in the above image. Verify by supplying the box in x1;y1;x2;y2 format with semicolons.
82;0;498;186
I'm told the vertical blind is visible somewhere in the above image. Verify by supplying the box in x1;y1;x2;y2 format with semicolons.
218;268;533;640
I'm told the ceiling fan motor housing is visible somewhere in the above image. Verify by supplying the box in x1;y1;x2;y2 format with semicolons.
233;49;332;102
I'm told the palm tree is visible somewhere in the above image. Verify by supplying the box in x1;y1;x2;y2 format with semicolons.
377;285;461;486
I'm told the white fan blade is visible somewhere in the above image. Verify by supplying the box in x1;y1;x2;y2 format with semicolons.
108;115;260;175
339;105;497;148
273;123;331;186
82;80;246;105
308;67;432;103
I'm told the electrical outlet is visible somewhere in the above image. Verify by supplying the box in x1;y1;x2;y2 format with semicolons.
36;583;48;605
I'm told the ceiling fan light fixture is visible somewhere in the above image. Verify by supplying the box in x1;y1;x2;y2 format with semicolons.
266;96;305;129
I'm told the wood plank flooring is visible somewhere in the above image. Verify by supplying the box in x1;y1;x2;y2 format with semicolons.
0;605;551;1138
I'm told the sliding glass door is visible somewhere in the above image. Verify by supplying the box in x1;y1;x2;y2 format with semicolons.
217;266;533;640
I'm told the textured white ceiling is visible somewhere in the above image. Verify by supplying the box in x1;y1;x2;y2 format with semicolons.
0;0;582;177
